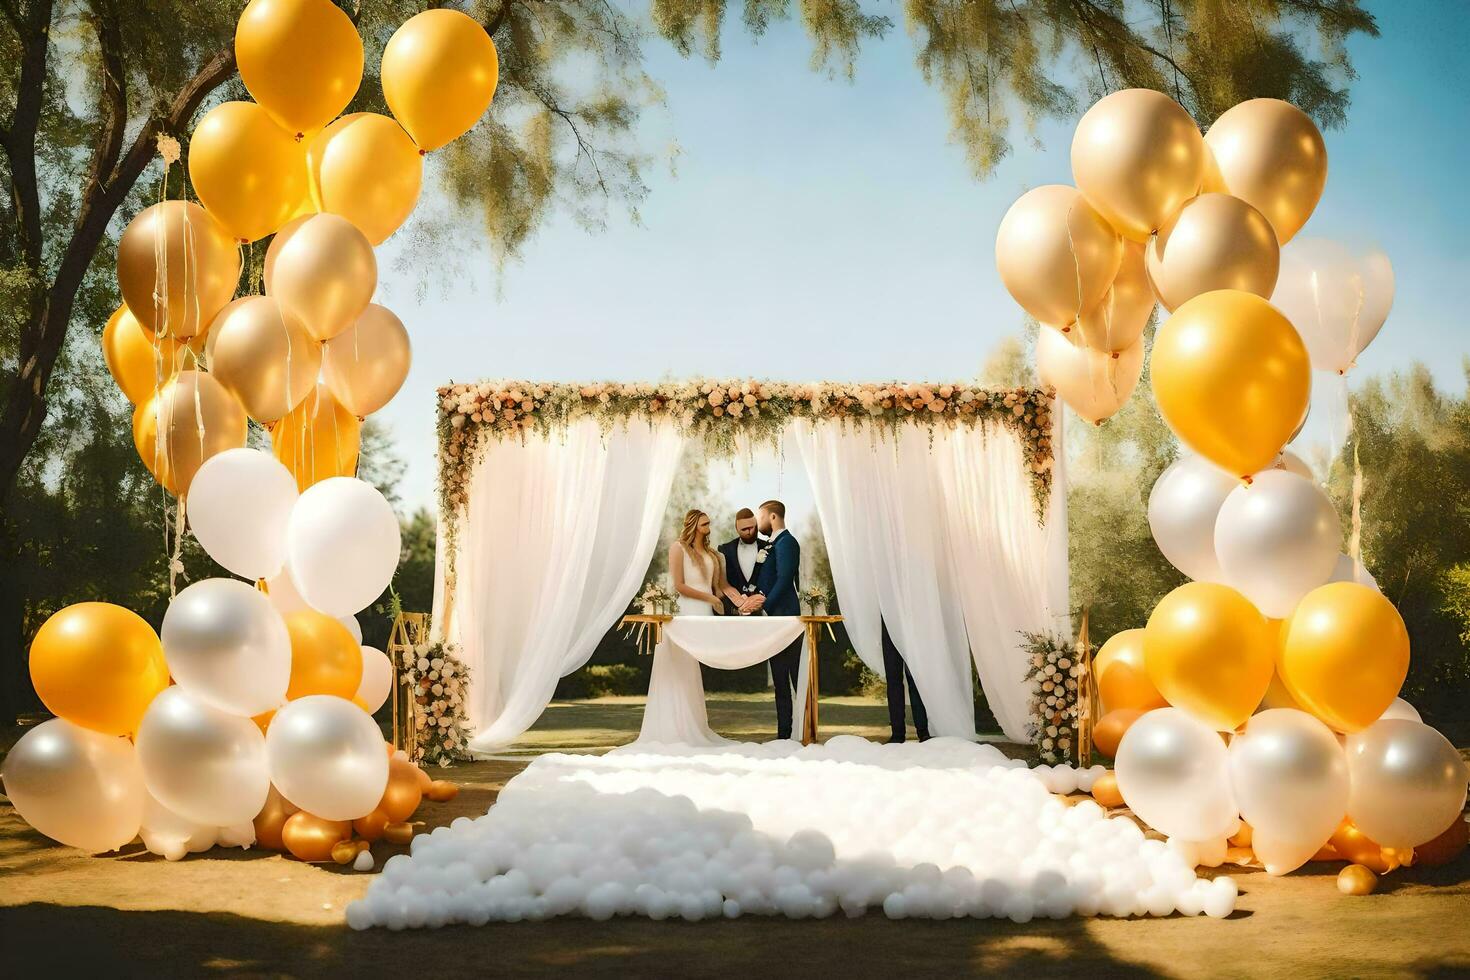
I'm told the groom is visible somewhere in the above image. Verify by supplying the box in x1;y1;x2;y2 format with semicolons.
753;499;802;739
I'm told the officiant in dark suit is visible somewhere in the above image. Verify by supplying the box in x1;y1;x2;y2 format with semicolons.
718;508;768;615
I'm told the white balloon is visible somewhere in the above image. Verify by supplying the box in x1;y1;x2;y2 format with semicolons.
136;687;270;827
1115;708;1237;841
356;645;393;714
187;448;298;579
1273;450;1314;481
0;719;145;852
265;567;310;617
1228;709;1347;875
1148;455;1239;582
286;477;401;616
161;578;291;717
1270;238;1394;374
140;793;219;861
1345;719;1469;848
1327;552;1380;592
266;694;389;821
1214;470;1340;618
1378;697;1420;724
340;615;363;644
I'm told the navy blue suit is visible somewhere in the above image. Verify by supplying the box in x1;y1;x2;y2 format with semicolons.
755;529;802;738
717;537;768;615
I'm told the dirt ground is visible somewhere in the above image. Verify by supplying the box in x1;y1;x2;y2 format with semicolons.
4;695;1469;979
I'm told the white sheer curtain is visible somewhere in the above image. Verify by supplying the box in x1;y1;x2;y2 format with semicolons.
433;417;682;752
933;417;1068;741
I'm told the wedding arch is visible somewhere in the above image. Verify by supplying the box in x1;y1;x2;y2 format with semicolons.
431;379;1069;750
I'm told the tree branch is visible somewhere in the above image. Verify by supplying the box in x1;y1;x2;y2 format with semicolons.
81;0;129;203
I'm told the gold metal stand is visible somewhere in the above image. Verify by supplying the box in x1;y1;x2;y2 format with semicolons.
800;615;843;745
620;613;672;654
388;611;429;751
1075;605;1096;768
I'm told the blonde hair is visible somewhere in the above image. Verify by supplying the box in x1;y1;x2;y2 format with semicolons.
678;509;718;572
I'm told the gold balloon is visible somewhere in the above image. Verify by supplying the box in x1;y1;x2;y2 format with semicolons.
117;201;241;339
283;609;363;701
427;780;460;803
1412;817;1468;868
414;764;433;792
253;784;300;851
1094;628;1168;712
188;101;308;242
1036;326;1143;425
1144;582;1274;732
101;305;202;404
383;821;416;846
207;296;321;424
1203;98;1327;244
1332;819;1405;874
29;602;168;737
1090;772;1124;808
331;839;361;864
263;213;309;286
235;0;364;137
264;213;377;341
1229;821;1254;849
270;382;361;491
382;8;499;152
281;811;352;862
1071;88;1205;242
307;113;423;245
1071;240;1154;353
132;370;248;496
1337;864;1378;896
1145;193;1280;312
1150;289;1311;478
1092;708;1144;759
322;304;412;417
353;808;390;842
379;757;425;823
1279;583;1410;733
995;185;1122;327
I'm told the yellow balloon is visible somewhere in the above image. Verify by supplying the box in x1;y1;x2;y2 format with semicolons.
1036;327;1143;425
1150;289;1311;479
307;113;423;245
133;370;249;496
189;101;308;242
116;201;241;339
235;0;364;136
101;305;203;404
207;296;321;424
270;382;361;492
29;602;168;737
1279;583;1409;733
263;213;377;342
283;610;362;700
322;303;412;417
1144;193;1280;312
1094;628;1168;713
1071;240;1155;353
1071;89;1205;242
1203;99;1327;245
1144;582;1274;731
995;184;1123;327
382;8;499;152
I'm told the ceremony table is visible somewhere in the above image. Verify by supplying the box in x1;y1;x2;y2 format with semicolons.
621;614;844;744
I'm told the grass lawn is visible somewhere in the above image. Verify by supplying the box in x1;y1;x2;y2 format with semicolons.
3;694;1469;978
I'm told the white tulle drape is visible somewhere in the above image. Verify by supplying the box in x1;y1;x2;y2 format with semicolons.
432;418;682;751
790;417;1067;742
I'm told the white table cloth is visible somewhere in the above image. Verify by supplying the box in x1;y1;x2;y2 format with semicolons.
636;616;807;746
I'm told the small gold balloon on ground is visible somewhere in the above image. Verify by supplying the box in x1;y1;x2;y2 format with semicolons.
427;780;460;803
353;808;391;842
383;821;416;845
1337;864;1378;896
281;811;353;862
331;839;360;865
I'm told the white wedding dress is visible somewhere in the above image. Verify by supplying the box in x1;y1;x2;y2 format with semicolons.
636;546;732;747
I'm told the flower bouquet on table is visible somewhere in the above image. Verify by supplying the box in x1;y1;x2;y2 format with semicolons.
799;585;831;617
1020;630;1087;765
398;641;474;768
634;581;678;616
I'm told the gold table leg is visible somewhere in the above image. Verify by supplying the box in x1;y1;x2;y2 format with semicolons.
802;622;820;745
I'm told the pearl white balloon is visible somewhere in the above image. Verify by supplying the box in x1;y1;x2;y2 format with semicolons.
1228;709;1347;875
356;645;393;714
136;687;270;826
1378;697;1420;723
161;578;291;717
1327;552;1380;592
187;448;298;579
1271;238;1394;374
286;477;401;616
265;567;310;617
140;793;219;861
1346;719;1469;848
1273;450;1313;481
1115;708;1238;841
0;719;145;852
340;615;363;644
266;694;389;820
1215;470;1340;617
1148;454;1239;582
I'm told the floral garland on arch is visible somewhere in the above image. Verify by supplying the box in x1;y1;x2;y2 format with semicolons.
436;379;1057;584
398;641;474;768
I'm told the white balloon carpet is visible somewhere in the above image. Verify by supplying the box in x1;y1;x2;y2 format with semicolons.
347;736;1237;930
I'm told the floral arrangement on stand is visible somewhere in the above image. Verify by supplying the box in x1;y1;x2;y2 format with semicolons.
634;581;678;616
398;641;474;768
799;585;831;616
1021;630;1089;764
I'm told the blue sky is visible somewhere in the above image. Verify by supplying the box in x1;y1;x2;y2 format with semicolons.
374;1;1469;511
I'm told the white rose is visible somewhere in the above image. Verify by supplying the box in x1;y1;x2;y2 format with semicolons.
418;657;430;672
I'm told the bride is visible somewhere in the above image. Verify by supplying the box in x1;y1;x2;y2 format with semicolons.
670;509;744;616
